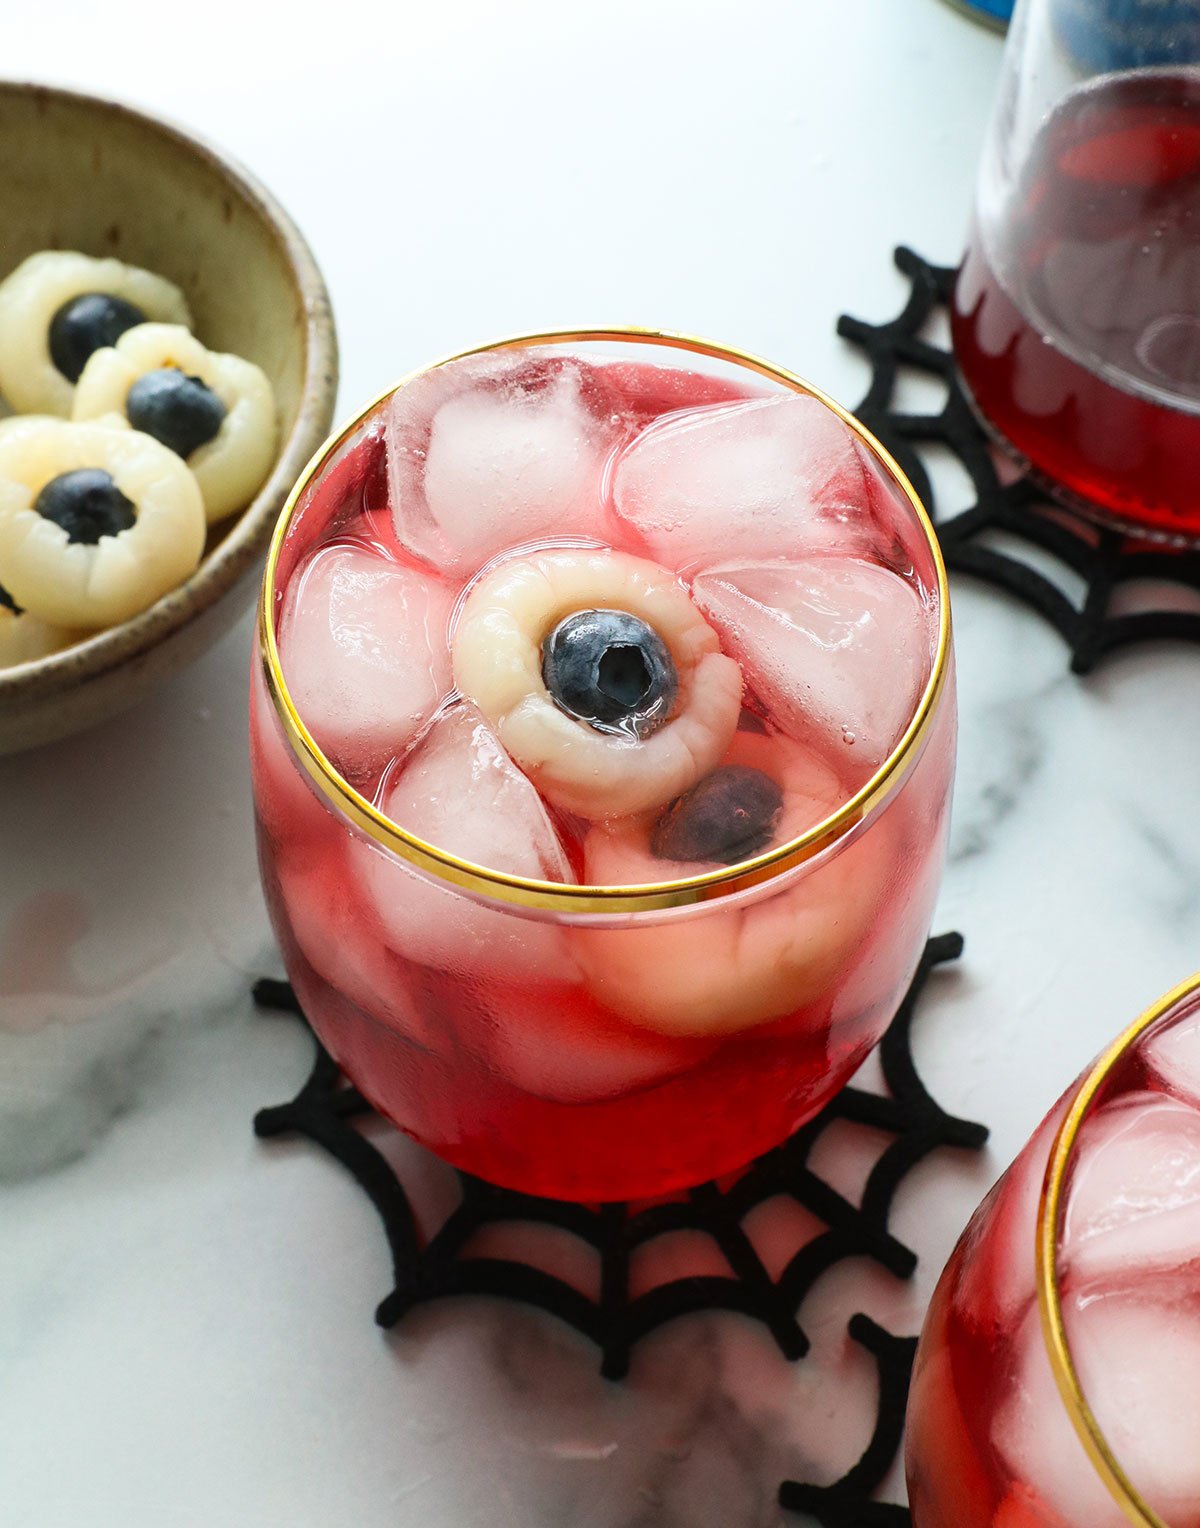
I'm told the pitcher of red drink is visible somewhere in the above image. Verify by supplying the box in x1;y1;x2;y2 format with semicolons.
954;0;1200;542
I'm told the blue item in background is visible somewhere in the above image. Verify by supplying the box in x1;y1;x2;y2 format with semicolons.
1053;0;1200;68
940;0;1014;29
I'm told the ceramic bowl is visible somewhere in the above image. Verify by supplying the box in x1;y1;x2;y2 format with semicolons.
0;81;338;753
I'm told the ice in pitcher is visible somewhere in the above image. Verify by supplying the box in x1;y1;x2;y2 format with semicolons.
253;342;951;1200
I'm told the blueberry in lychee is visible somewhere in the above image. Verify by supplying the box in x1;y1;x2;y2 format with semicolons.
542;608;677;737
126;367;226;458
35;469;136;545
49;293;146;382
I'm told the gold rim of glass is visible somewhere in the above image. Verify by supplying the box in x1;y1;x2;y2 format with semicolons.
1037;971;1200;1528
257;326;952;915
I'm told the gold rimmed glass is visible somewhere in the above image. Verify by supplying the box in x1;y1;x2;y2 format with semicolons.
907;974;1200;1528
250;329;956;1201
1037;975;1200;1528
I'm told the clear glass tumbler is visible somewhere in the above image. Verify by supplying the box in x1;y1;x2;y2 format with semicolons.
907;973;1200;1528
954;0;1200;541
250;330;955;1202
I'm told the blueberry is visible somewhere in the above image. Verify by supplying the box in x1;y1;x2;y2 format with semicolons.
49;293;146;383
0;583;21;616
542;609;677;736
35;469;136;545
126;367;226;458
651;765;784;865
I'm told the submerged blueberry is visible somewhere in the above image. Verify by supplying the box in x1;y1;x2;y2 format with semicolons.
49;293;146;383
35;469;136;545
542;608;677;736
126;367;226;458
651;765;784;865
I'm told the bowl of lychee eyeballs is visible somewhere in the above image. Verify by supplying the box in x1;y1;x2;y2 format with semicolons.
0;82;338;753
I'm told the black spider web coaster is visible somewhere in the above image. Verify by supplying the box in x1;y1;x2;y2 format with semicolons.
778;1315;916;1526
252;931;986;1385
839;246;1200;675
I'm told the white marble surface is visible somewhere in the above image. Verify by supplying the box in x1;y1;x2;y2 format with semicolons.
5;3;1200;1524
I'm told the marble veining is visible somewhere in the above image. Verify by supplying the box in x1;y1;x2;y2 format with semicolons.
948;684;1052;865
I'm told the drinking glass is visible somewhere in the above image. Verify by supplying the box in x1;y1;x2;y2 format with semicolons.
907;973;1200;1528
954;0;1200;541
250;330;955;1203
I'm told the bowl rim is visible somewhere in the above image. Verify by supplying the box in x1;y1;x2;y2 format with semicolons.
259;327;953;916
0;77;338;703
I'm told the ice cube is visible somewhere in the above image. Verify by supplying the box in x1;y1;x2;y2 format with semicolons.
273;845;439;1049
353;704;575;982
278;543;453;779
593;359;758;424
611;394;882;571
385;350;625;575
1143;1009;1200;1113
995;1291;1200;1528
1063;1091;1200;1288
476;979;715;1103
692;556;931;769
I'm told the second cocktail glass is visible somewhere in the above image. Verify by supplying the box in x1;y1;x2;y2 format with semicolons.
907;974;1200;1528
250;330;954;1202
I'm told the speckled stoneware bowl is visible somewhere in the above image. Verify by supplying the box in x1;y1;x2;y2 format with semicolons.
0;81;338;753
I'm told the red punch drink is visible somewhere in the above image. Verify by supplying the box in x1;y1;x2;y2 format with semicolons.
954;70;1200;541
908;974;1200;1528
250;332;954;1202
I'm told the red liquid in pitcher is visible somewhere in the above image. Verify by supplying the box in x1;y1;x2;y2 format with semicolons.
953;69;1200;540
